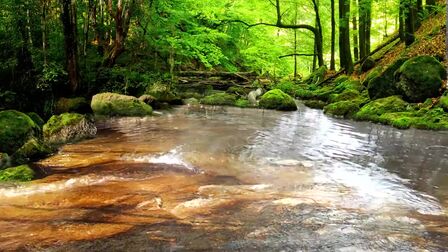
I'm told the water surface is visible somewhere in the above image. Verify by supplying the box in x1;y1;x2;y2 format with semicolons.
0;104;447;251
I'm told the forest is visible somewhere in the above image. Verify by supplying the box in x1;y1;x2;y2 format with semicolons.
0;0;447;250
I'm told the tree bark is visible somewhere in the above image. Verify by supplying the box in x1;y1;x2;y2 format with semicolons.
60;0;80;94
339;0;354;73
358;0;372;58
330;0;336;70
352;0;359;61
404;0;416;46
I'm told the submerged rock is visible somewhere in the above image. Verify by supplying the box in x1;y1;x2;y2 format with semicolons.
395;56;446;103
259;89;297;111
43;113;97;145
0;164;35;182
91;92;153;116
0;110;41;154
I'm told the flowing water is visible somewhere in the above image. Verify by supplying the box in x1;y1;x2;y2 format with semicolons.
0;104;448;251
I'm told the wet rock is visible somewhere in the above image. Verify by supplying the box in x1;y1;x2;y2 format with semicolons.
367;58;408;100
0;164;35;182
43;113;97;145
303;100;327;109
0;110;41;154
354;96;410;122
324;100;364;118
55;97;92;114
259;89;297;111
395;56;446;103
11;137;51;164
248;88;263;106
91;92;153;116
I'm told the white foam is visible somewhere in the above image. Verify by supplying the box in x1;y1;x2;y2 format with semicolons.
122;147;197;171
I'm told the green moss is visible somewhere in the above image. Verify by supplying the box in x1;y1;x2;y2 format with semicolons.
367;58;408;100
43;113;84;136
379;112;416;129
26;112;45;128
378;108;448;130
295;86;315;99
329;89;361;103
12;137;51;164
303;66;327;84
395;56;446;102
227;86;249;96
354;96;411;122
360;57;376;72
55;97;91;114
334;80;364;93
440;95;448;111
324;100;363;117
91;93;153;116
235;99;251;108
303;100;327;109
273;81;296;96
0;165;35;182
362;67;382;86
201;93;237;106
333;75;349;85
0;110;40;154
0;153;11;170
259;89;297;111
146;83;182;105
178;91;203;100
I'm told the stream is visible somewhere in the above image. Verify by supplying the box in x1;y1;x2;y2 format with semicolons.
0;104;447;251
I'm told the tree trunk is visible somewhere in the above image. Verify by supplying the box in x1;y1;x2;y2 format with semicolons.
60;0;80;94
311;0;324;67
41;0;48;65
404;0;416;46
358;0;372;58
399;0;405;41
352;0;359;61
339;0;354;73
330;0;336;70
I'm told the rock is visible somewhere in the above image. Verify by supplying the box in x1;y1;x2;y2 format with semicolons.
146;85;183;105
0;165;35;182
361;57;375;72
248;88;264;106
201;93;237;106
12;137;50;164
334;80;364;93
0;110;41;154
139;95;156;105
26;112;45;128
362;67;382;87
329;89;361;103
259;89;297;111
395;56;446;103
43;113;97;145
91;93;153;116
227;86;250;95
303;100;327;109
367;58;408;100
235;99;251;108
324;100;363;118
440;94;448;112
55;97;92;114
0;153;11;170
355;96;410;122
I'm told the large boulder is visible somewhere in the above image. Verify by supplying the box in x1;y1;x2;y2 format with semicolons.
367;58;408;100
0;165;35;182
259;89;297;111
360;57;375;72
395;56;446;103
55;97;92;114
43;113;97;145
0;110;41;154
91;93;153;116
355;96;410;122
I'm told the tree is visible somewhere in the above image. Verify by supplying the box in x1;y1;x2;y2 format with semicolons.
358;0;372;59
330;0;336;70
339;0;354;73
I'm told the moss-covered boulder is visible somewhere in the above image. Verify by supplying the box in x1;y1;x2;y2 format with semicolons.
324;100;364;118
43;113;97;145
0;165;35;182
440;94;448;112
354;96;410;122
55;97;92;114
334;80;364;93
367;58;408;100
235;99;251;108
201;93;237;106
26;112;45;128
329;89;361;103
12;137;50;164
0;153;11;170
146;84;182;105
362;67;382;86
0;110;41;154
91;93;153;116
303;100;327;109
395;56;447;103
259;89;297;111
361;57;376;72
227;86;250;96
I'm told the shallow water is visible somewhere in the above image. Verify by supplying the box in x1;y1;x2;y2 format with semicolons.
0;104;447;251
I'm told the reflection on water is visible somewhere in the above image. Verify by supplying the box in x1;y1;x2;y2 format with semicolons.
0;104;447;251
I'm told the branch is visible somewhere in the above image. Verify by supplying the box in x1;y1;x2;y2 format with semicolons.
279;53;317;59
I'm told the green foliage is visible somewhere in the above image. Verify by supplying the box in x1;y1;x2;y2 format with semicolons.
0;165;35;182
259;89;297;111
201;93;237;106
91;93;153;117
37;63;67;92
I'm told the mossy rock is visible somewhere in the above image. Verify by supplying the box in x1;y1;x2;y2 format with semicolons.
329;89;361;103
324;100;363;118
295;86;315;99
354;96;410;122
55;97;92;114
0;110;41;154
26;112;45;128
0;153;11;170
259;89;297;111
367;58;408;100
227;86;250;96
12;137;51;164
91;93;153;116
43;113;97;145
395;56;447;103
273;82;296;96
146;84;182;105
379;108;448;130
334;80;364;93
201;93;237;106
235;99;251;108
360;57;375;72
303;66;327;85
440;95;448;112
333;75;350;85
0;165;35;182
303;100;327;109
362;67;382;87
